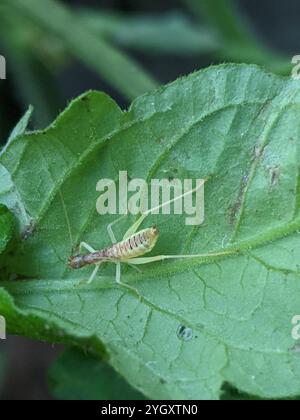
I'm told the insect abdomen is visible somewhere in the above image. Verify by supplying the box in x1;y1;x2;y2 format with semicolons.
69;226;159;269
106;226;159;260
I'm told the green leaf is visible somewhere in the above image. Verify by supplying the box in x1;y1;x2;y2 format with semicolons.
48;348;145;400
0;107;32;237
7;106;33;143
221;383;262;400
1;65;300;399
0;205;14;256
79;10;219;55
221;383;300;400
7;0;158;100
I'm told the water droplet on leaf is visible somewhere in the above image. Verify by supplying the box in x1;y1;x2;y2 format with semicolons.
177;324;193;342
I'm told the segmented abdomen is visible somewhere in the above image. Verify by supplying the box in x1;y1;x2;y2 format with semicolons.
69;226;159;269
103;226;159;260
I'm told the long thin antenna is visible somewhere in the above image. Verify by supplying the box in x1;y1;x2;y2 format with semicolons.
59;189;74;249
142;180;205;216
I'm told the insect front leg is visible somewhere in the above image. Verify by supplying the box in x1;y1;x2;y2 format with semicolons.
122;213;147;240
107;214;128;244
87;263;102;284
76;262;103;286
80;242;96;253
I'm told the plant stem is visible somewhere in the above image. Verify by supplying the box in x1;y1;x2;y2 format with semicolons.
184;0;291;75
184;0;251;43
8;0;158;100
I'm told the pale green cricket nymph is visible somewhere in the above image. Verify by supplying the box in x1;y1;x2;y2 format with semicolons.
69;226;159;279
68;185;230;286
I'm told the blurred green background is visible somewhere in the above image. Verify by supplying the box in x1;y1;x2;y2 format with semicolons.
0;0;299;400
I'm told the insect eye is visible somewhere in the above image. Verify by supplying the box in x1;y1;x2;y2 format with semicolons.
151;225;159;235
69;255;84;269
